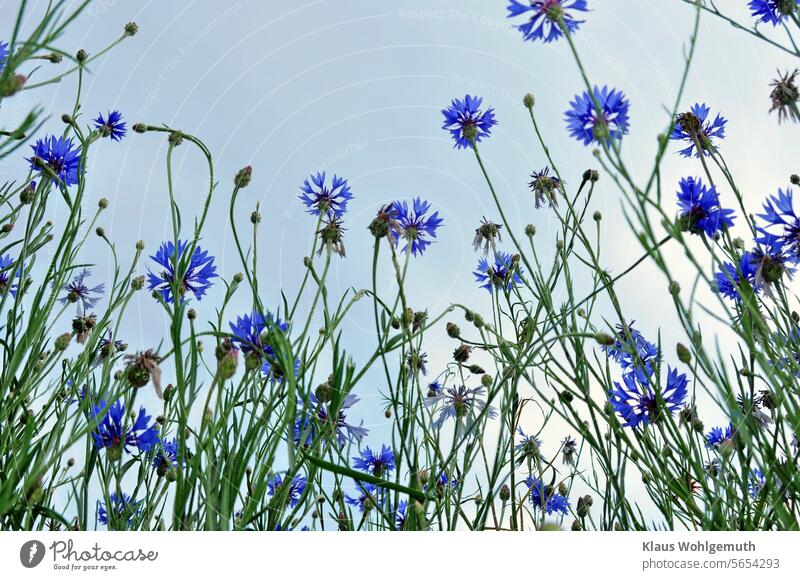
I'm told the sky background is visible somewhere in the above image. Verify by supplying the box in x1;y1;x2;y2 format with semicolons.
2;0;799;527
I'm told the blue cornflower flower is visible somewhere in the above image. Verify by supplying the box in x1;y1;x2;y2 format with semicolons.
391;197;443;256
676;177;735;237
748;468;767;498
750;237;794;292
58;269;104;311
395;500;408;530
0;41;9;73
525;476;570;515
294;393;369;448
474;251;524;293
608;366;688;428
267;474;307;507
441;95;497;149
427;380;442;396
670;103;727;158
565;85;630;146
506;0;589;43
345;483;380;512
602;322;660;371
229;310;288;355
756;188;800;262
298;172;353;218
28;135;82;186
426;384;498;429
748;0;798;26
97;492;140;527
149;438;187;476
714;251;759;302
90;400;159;459
0;254;21;297
353;444;396;477
93;110;127;141
705;424;734;449
147;240;217;303
515;427;543;460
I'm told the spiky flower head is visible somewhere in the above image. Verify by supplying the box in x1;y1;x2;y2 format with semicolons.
93;110;127;141
474;251;524;293
28;135;82;186
147;240;217;303
670;103;727;158
770;69;800;123
525;476;570;515
97;493;140;528
748;0;798;26
714;251;759;302
506;1;589;43
676;176;735;238
565;85;630;146
90;400;159;460
608;366;688;428
426;384;498;429
390;197;443;256
267;474;307;507
441;95;497;149
353;444;396;477
298;172;353;218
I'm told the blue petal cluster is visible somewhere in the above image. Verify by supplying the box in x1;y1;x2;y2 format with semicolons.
0;41;8;73
28;136;82;186
147;240;217;303
608;367;688;428
474;251;524;293
676;176;735;237
58;269;104;311
299;172;353;218
97;492;140;527
506;1;589;43
441;95;497;149
670;103;727;158
525;476;570;515
715;251;759;302
267;474;307;507
352;444;396;477
93;110;127;141
425;384;497;429
90;400;159;455
390;197;443;256
565;85;630;146
748;0;798;26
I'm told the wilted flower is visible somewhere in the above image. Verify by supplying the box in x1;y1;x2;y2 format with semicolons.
529;167;562;208
147;240;217;303
565;85;630;146
561;435;578;465
441;94;497;149
670;103;727;158
345;483;379;512
317;214;347;257
769;69;799;123
676;177;735;237
299;172;353;218
59;269;104;312
473;217;503;254
71;313;97;344
28;135;82;186
294;393;368;448
93;110;127;141
506;0;588;43
426;384;497;429
124;349;163;397
390;198;443;256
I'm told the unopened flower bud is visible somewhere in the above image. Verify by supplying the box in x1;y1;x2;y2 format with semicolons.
96;227;105;237
669;281;680;295
235;165;253;188
250;210;261;224
525;224;536;237
523;93;535;109
445;322;460;338
480;374;493;388
124;22;139;36
76;49;87;63
791;174;800;186
131;275;145;290
54;332;72;351
676;342;691;364
133;123;147;134
594;332;615;346
499;484;510;502
593;211;602;221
